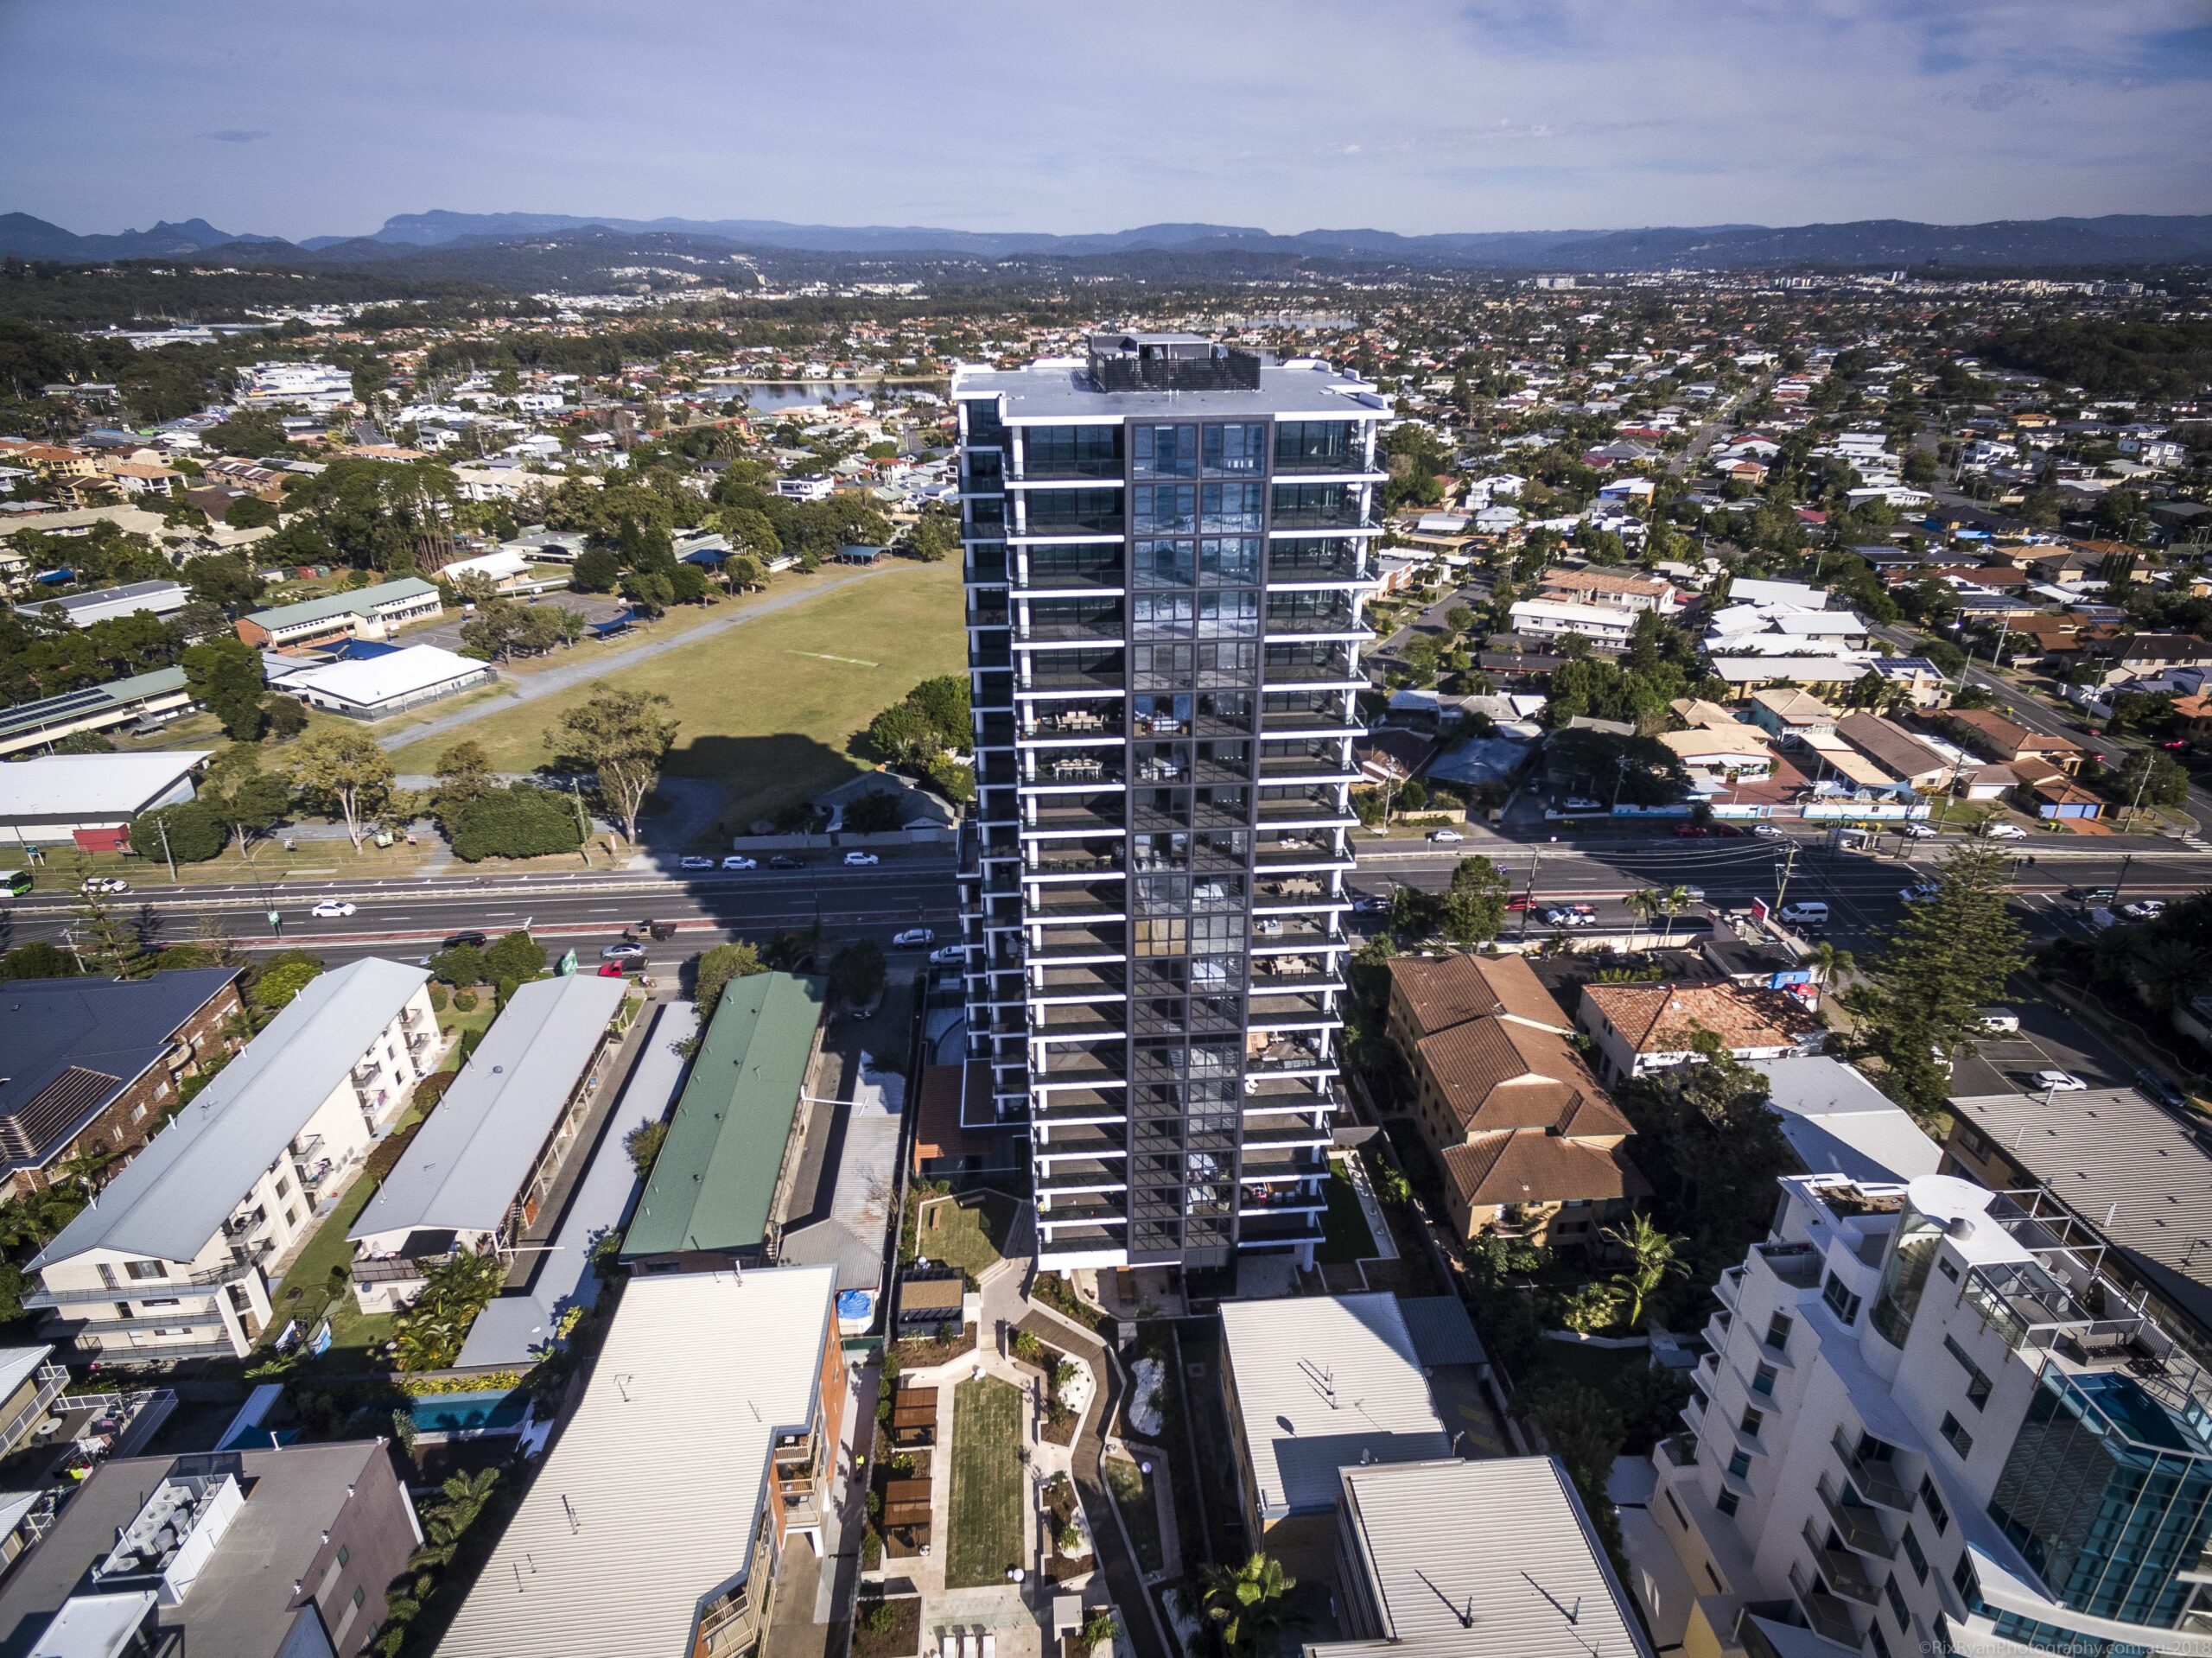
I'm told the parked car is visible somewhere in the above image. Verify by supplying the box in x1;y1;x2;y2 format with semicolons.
844;850;880;867
1427;829;1464;843
601;942;648;962
1899;883;1940;904
1984;822;2028;840
929;944;965;965
308;899;356;918
2120;899;2166;920
1900;822;1938;839
1562;797;1603;812
678;855;715;870
893;927;935;948
2135;1068;2190;1109
721;854;758;871
1974;1007;2021;1034
2033;1069;2088;1093
1709;823;1746;837
1751;823;1784;839
767;854;803;870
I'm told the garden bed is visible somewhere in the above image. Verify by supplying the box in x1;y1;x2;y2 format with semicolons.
852;1594;921;1658
892;1325;977;1369
1102;1454;1166;1577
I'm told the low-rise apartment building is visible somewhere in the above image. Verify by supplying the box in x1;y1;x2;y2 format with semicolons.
0;1442;416;1656
0;966;245;1197
439;1265;846;1658
1628;1171;2212;1658
347;974;626;1312
27;959;435;1363
1578;980;1825;1083
233;577;442;650
1385;954;1645;1249
1507;596;1638;647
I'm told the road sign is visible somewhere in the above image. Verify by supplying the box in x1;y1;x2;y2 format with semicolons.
557;949;578;976
266;909;282;930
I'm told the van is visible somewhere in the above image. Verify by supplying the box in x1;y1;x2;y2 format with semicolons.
1975;1007;2020;1035
1777;901;1829;925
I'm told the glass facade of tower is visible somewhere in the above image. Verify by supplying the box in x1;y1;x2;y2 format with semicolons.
953;338;1382;1274
1987;1365;2212;1629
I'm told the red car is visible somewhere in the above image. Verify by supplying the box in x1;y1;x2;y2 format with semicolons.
1673;823;1712;838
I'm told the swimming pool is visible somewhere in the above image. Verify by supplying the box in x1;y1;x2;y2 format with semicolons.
407;1388;530;1437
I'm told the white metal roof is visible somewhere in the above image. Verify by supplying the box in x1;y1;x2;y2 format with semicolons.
0;752;212;819
1754;1056;1940;1185
349;975;626;1248
282;645;486;709
1319;1457;1653;1658
437;1265;837;1658
33;958;429;1268
1219;1293;1449;1518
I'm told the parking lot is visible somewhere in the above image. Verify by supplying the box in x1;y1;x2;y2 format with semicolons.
400;590;629;656
1948;992;2126;1098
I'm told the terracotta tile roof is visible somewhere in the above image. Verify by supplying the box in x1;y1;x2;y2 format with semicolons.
1441;1133;1650;1209
1580;980;1822;1055
1539;568;1672;599
1414;1016;1630;1136
1387;952;1573;1037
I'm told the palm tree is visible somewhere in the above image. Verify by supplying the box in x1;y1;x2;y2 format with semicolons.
1200;1553;1300;1655
1653;884;1696;950
2126;934;2212;1014
1809;939;1856;988
1600;1211;1688;1327
1624;888;1661;953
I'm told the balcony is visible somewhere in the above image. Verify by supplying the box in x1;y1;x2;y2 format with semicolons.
1802;1523;1880;1606
1829;1427;1914;1510
1022;661;1125;694
1788;1564;1864;1651
1661;1432;1699;1468
1237;1211;1325;1246
1272;442;1368;476
1257;748;1358;782
1018;506;1125;539
1265;606;1370;638
968;597;1010;629
1243;1119;1332;1150
1253;836;1351;870
1815;1473;1894;1559
1267;545;1365;580
1262;654;1363;689
1027;755;1124;790
1255;790;1355;828
1036;1197;1129;1227
1031;1002;1126;1037
1016;615;1125;647
1033;1089;1128;1127
1240;1148;1327;1183
1031;843;1124;877
1024;704;1122;741
1033;1046;1125;1085
1030;927;1127;962
1247;991;1338;1026
1270;498;1370;532
1261;696;1357;735
1247;1039;1327;1075
1026;802;1126;836
1021;554;1124;589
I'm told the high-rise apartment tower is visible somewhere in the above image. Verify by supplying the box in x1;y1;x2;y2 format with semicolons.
953;334;1386;1276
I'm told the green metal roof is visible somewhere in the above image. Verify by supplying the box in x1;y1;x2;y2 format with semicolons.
620;971;826;1260
0;665;188;742
245;576;439;632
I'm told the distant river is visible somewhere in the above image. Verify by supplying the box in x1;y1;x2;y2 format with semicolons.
702;379;946;413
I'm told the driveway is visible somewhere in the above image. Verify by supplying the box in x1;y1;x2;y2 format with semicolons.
376;564;892;755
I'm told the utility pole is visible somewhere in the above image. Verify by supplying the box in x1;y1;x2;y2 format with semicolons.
155;816;176;883
1774;842;1800;914
1517;848;1543;945
2120;754;2155;834
2109;852;2134;909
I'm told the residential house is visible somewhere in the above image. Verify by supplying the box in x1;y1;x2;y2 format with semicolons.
0;1443;418;1658
1219;1293;1452;1577
1939;708;2087;776
437;1266;847;1658
1748;689;1839;746
1536;568;1681;615
1383;955;1645;1249
0;968;245;1199
26;959;436;1363
1832;713;1954;791
1661;725;1776;780
346;975;626;1312
1862;656;1952;709
1576;980;1825;1083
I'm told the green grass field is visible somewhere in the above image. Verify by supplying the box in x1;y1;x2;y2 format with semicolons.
945;1375;1027;1588
387;561;965;833
915;1191;1015;1279
1102;1454;1165;1577
1317;1158;1378;1265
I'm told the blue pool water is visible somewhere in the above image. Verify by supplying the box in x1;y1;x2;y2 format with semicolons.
408;1389;528;1435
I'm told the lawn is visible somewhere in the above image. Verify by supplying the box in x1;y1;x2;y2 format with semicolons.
387;560;966;835
915;1191;1016;1279
945;1375;1027;1589
1102;1454;1165;1577
1317;1157;1378;1266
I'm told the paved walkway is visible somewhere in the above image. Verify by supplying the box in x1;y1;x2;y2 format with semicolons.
376;563;892;755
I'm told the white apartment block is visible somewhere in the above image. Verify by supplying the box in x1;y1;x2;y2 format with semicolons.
1508;597;1637;647
27;959;436;1363
1629;1172;2212;1658
235;362;357;413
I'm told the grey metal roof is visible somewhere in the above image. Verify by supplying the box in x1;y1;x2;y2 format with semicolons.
1758;1056;1940;1186
1396;1295;1488;1370
0;1442;386;1658
33;958;429;1269
351;974;626;1245
12;580;186;619
1949;1086;2212;1336
0;968;241;1172
1218;1293;1450;1517
953;358;1390;422
1319;1457;1654;1658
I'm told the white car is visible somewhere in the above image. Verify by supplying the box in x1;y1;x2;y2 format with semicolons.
2034;1069;2088;1093
929;944;966;965
1542;905;1598;928
1984;822;2028;841
2120;899;2166;920
1562;797;1603;812
1427;829;1464;843
80;876;130;894
721;854;758;871
1900;822;1938;839
1751;823;1785;839
1899;883;1940;904
843;851;880;867
893;927;935;948
308;899;356;918
678;855;715;870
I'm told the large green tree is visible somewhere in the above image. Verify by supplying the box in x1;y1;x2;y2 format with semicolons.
1440;855;1510;947
288;727;397;854
181;637;268;741
549;689;678;845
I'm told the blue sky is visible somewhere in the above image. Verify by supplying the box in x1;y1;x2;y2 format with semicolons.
3;0;2209;238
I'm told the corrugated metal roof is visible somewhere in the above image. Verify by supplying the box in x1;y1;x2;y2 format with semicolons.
437;1265;837;1658
620;973;825;1260
1395;1296;1486;1370
1219;1293;1450;1517
0;752;212;818
1324;1457;1654;1658
32;958;429;1268
1949;1086;2212;1334
350;975;626;1246
243;576;437;632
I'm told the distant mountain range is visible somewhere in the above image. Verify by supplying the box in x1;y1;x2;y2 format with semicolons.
7;208;2212;276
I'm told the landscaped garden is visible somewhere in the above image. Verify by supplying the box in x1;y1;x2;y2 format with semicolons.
944;1375;1027;1589
913;1190;1016;1280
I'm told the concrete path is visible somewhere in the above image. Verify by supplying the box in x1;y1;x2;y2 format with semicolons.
376;564;892;755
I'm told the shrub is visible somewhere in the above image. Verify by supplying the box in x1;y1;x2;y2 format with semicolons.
428;982;450;1012
428;943;486;986
251;958;321;1013
131;801;225;863
449;783;585;862
453;989;479;1013
485;929;547;982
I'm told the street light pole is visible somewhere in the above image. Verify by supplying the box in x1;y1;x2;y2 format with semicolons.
156;816;176;883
